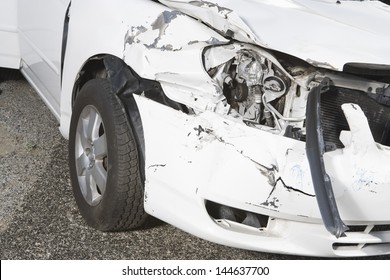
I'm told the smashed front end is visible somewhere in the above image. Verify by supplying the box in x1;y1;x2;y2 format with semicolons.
123;0;390;257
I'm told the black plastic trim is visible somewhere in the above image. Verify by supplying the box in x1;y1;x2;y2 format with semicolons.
102;56;188;182
103;57;146;181
60;2;71;84
305;78;349;238
343;62;390;77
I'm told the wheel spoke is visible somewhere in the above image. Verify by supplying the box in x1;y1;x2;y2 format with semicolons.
76;153;89;176
86;108;99;141
84;171;93;204
90;162;107;195
93;133;107;159
83;170;103;205
77;117;91;150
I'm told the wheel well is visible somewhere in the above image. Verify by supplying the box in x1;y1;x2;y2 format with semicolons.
72;54;188;112
72;54;188;183
72;55;108;106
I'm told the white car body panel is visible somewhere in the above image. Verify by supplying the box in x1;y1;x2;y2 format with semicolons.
17;0;70;120
161;0;390;70
59;0;169;137
1;0;390;257
0;0;20;68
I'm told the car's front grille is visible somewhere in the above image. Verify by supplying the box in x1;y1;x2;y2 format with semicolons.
332;242;390;255
347;224;390;233
321;86;390;148
333;225;390;256
332;224;390;256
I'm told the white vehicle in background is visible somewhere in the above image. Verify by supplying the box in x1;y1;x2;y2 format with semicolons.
1;0;390;257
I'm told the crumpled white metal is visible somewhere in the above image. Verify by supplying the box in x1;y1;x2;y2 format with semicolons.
161;0;390;70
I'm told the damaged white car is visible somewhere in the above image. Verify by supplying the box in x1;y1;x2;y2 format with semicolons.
1;0;390;257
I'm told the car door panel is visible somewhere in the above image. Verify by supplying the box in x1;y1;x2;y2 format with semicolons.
18;0;70;118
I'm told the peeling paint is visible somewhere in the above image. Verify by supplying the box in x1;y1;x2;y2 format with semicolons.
124;25;148;45
252;162;278;186
148;164;167;173
151;10;181;35
245;202;280;213
145;43;182;52
194;125;213;136
143;11;184;51
205;37;225;45
144;191;148;204
126;10;225;52
149;164;167;168
124;10;187;51
188;40;199;45
189;0;233;15
261;197;280;209
160;0;262;45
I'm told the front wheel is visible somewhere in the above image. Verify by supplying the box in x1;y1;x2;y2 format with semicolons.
69;78;147;231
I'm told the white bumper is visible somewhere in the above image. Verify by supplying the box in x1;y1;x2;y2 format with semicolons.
134;95;390;257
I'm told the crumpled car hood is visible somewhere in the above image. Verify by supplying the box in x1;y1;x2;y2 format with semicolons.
160;0;390;70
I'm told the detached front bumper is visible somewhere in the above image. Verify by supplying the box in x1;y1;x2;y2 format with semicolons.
134;92;390;257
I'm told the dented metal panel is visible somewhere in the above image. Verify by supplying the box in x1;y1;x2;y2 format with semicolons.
160;0;390;70
159;0;263;45
135;94;321;222
123;7;231;114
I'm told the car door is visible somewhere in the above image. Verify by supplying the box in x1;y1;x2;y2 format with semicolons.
18;0;71;120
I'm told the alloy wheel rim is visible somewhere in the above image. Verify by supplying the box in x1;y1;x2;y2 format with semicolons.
75;105;108;206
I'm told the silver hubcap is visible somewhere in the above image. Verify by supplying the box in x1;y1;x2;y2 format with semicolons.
75;105;108;206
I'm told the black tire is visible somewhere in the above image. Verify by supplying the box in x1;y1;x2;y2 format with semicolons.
69;78;147;231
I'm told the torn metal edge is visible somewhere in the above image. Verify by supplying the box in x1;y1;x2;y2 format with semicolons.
305;78;349;238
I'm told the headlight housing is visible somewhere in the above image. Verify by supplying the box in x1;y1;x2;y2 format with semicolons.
202;43;304;132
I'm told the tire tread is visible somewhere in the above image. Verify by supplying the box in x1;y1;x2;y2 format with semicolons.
69;79;147;232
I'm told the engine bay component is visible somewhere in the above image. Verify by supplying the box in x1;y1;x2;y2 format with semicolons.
206;47;291;126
